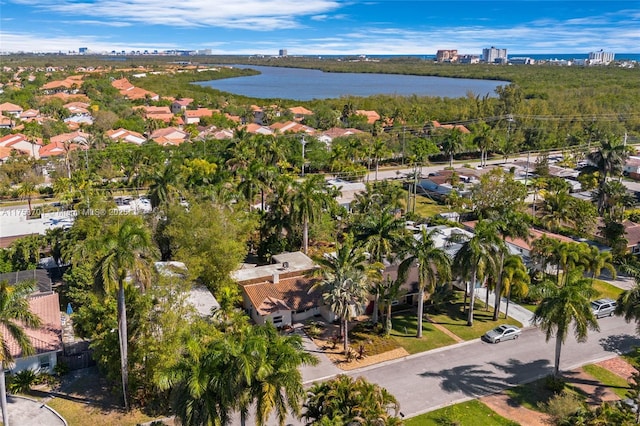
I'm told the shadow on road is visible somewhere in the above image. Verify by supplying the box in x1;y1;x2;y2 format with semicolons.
599;334;640;354
420;358;551;397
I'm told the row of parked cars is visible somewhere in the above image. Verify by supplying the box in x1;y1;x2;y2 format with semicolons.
483;298;618;344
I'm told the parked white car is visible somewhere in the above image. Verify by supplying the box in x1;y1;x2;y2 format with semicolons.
483;325;521;343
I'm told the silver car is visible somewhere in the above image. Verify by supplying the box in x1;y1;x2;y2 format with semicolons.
591;299;617;318
483;325;521;343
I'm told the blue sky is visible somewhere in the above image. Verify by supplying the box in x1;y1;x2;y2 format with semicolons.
1;1;638;55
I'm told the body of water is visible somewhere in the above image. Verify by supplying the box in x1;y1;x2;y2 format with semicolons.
198;65;510;101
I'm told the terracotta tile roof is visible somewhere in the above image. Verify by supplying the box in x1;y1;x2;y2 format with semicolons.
431;120;471;134
288;106;314;116
624;220;640;247
107;128;146;145
355;110;380;124
1;292;62;359
242;275;322;316
49;130;90;144
270;121;316;134
462;221;575;251
173;98;194;107
245;123;273;135
185;108;213;118
0;102;22;112
321;127;363;139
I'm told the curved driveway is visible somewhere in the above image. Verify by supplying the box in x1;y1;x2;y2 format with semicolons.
1;395;66;426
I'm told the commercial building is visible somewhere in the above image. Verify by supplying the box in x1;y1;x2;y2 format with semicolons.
588;50;615;65
436;49;458;62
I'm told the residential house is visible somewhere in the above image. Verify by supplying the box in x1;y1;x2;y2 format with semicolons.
355;110;380;124
317;127;364;145
430;120;471;134
625;157;640;180
170;98;194;114
326;178;366;209
40;75;84;94
288;106;314;122
154;262;220;318
19;109;41;122
50;130;90;145
0;116;13;129
149;127;189;146
0;133;41;159
111;78;159;101
244;123;274;135
0;270;62;374
233;252;335;327
269;120;316;135
107;128;147;145
0;102;23;117
184;108;213;125
624;220;640;255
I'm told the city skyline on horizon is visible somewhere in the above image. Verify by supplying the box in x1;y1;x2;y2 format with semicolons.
0;1;638;55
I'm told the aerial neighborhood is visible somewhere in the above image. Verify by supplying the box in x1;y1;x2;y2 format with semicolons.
0;52;640;426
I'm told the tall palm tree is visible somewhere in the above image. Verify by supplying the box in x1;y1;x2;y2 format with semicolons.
291;175;334;254
587;136;631;214
17;181;38;216
453;220;504;326
399;227;452;338
148;163;180;209
311;237;369;354
249;325;318;426
353;207;406;265
532;270;599;377
492;211;530;320
0;280;41;426
94;217;156;410
584;245;616;284
472;122;494;167
440;128;466;168
501;255;530;320
616;282;640;335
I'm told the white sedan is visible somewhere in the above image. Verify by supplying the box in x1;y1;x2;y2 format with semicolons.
483;325;521;343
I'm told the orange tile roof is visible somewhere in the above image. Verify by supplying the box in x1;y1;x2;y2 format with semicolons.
288;106;314;116
0;102;22;112
242;275;322;316
185;108;213;118
355;110;380;124
1;292;62;359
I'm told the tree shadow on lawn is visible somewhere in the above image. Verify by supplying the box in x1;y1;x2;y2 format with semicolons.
420;358;551;399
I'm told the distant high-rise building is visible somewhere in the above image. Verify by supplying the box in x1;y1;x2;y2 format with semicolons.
482;46;507;64
436;49;458;62
588;49;615;65
79;47;88;54
279;49;287;57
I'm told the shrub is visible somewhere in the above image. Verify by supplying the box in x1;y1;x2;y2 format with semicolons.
8;369;38;393
544;375;567;394
538;391;584;424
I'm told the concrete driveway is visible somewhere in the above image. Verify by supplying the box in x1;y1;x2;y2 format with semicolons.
1;395;67;426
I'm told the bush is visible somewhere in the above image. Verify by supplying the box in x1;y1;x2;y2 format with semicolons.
53;361;69;377
8;369;38;393
538;391;584;424
544;375;566;393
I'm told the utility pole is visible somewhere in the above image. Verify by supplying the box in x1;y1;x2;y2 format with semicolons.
301;136;308;177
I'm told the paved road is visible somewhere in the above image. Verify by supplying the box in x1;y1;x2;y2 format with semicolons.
232;315;639;425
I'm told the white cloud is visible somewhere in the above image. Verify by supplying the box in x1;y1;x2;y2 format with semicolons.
11;0;343;30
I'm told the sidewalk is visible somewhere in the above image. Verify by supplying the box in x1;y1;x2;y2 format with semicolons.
474;287;534;327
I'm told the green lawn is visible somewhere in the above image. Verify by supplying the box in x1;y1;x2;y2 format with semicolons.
389;312;458;354
405;400;519;426
582;364;630;399
426;292;522;341
399;188;450;219
592;279;625;300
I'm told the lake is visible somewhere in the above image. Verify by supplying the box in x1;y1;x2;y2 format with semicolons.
197;65;510;101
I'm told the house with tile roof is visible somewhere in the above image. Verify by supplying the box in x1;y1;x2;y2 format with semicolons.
1;291;63;374
233;252;336;327
150;127;189;146
624;220;640;255
184;108;214;124
288;106;314;121
0;102;23;117
317;127;364;145
269;120;316;135
50;130;90;145
111;78;159;101
41;75;84;94
355;110;380;124
431;120;471;134
0;133;41;159
107;128;147;145
244;123;274;135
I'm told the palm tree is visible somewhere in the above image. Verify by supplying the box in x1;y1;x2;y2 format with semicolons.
492;211;530;320
472;122;494;167
453;220;504;326
353;207;406;265
249;325;318;426
17;181;38;216
303;375;401;425
0;280;41;426
501;255;530;320
148;163;180;209
587;136;631;214
584;245;616;284
311;237;369;354
398;227;452;338
291;175;334;255
616;282;640;335
440;128;466;168
93;217;156;410
532;270;599;377
371;138;391;181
